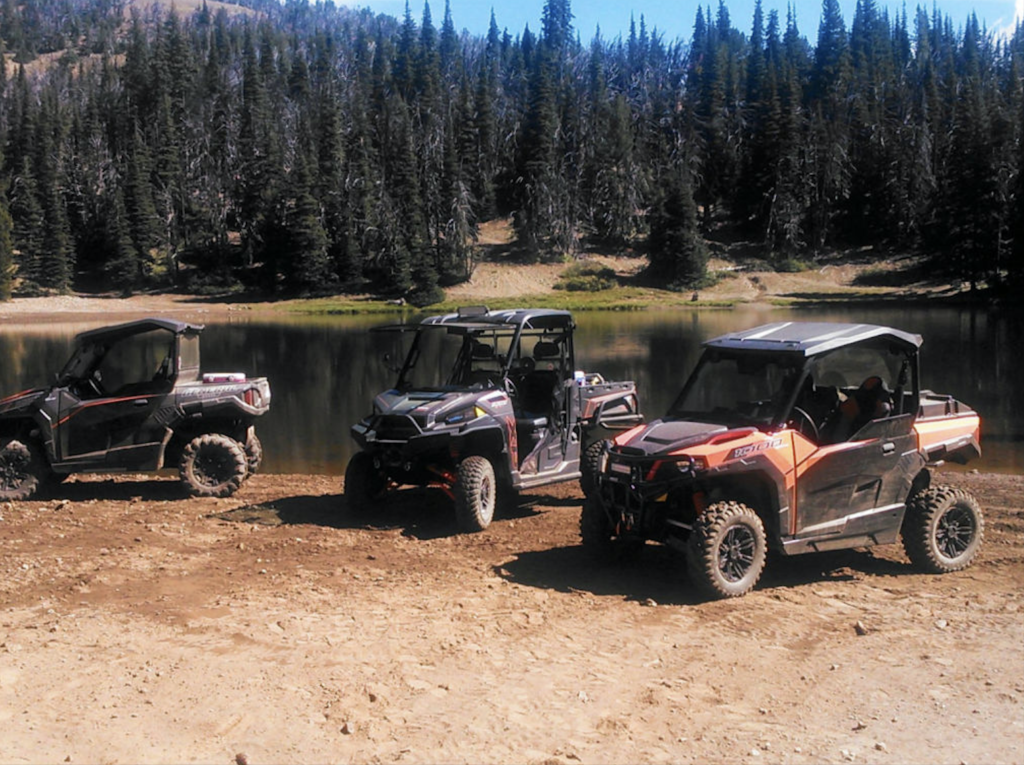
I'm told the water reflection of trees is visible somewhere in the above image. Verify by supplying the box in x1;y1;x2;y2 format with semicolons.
0;309;1019;474
0;333;75;393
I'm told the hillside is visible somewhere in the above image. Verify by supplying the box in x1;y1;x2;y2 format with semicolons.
0;0;1019;306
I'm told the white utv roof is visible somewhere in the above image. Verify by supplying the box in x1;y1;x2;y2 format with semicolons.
706;322;922;356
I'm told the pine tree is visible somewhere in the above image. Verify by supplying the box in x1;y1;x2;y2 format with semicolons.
514;0;574;259
471;61;498;219
436;76;478;283
648;165;707;288
736;0;768;227
394;2;419;100
811;0;851;102
516;26;559;258
4;64;34;185
377;99;417;298
104;187;140;296
807;0;852;250
768;34;808;257
388;98;442;306
439;0;459;78
0;185;13;301
282;154;332;294
237;25;271;268
9;157;44;289
124;121;161;282
1012;75;1024;289
40;181;74;294
930;14;1001;289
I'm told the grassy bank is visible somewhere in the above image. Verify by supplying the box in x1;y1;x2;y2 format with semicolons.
286;286;744;316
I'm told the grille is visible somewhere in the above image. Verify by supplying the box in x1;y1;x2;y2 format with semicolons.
374;414;422;439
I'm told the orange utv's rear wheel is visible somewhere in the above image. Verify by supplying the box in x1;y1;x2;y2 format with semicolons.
902;485;984;574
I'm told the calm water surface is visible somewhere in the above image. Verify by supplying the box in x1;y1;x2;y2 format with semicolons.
1;306;1020;474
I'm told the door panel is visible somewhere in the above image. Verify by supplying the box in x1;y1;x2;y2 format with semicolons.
795;414;917;538
536;379;580;473
57;390;168;468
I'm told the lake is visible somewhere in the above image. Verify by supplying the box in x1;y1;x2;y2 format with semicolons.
1;305;1020;474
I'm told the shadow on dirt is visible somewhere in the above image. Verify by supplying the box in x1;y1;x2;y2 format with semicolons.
763;547;908;588
499;543;912;605
212;494;341;527
497;544;703;606
216;486;545;540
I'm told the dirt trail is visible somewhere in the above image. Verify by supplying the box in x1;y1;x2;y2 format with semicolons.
0;470;1021;764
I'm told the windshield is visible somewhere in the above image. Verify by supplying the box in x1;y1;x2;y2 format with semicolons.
669;349;805;427
390;327;516;391
386;324;571;392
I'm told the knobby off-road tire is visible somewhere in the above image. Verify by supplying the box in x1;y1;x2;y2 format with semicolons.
902;485;984;574
580;440;608;499
179;434;248;498
580;493;645;563
244;432;264;477
0;439;48;501
579;494;629;562
455;455;496;532
686;501;767;599
344;451;388;514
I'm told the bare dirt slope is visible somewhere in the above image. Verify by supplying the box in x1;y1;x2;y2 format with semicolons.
1;470;1021;765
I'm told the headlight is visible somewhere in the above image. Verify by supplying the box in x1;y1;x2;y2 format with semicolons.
673;455;706;472
444;406;484;425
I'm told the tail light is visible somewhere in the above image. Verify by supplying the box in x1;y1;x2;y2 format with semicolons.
244;389;257;406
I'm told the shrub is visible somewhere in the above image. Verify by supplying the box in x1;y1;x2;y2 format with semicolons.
554;262;617;292
774;257;811;273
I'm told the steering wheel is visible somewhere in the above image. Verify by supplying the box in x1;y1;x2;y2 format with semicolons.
787;406;820;442
504;377;518;398
84;371;105;398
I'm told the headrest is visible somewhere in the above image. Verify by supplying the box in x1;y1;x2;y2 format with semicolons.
856;375;891;402
533;341;560;360
859;376;889;393
471;341;495;360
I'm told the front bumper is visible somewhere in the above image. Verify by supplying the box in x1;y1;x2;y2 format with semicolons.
598;453;700;539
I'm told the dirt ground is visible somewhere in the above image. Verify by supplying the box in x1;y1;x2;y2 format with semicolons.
0;470;1021;764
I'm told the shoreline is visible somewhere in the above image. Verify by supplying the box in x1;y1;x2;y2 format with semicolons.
0;280;999;324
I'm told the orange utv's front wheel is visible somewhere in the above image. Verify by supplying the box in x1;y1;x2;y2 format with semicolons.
686;501;767;599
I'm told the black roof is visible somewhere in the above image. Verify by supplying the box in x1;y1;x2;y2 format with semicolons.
706;322;922;356
75;318;204;345
375;307;573;334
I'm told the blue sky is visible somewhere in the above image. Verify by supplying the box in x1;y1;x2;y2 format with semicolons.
340;0;1022;43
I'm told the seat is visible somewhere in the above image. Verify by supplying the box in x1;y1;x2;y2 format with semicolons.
462;341;498;387
517;341;562;416
470;340;494;360
824;376;892;442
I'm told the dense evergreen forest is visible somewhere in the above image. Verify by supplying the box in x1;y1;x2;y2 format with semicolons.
0;0;1021;304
